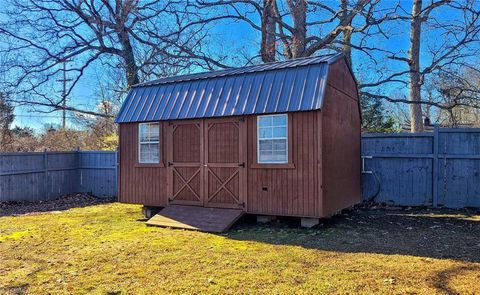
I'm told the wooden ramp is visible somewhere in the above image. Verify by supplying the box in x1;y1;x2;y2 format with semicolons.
146;205;244;233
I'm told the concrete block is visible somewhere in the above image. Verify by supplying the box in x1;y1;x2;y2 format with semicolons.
301;218;319;228
257;215;277;224
142;206;161;219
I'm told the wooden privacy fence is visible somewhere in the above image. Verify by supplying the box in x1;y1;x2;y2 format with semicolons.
0;150;117;202
362;127;480;208
2;130;480;208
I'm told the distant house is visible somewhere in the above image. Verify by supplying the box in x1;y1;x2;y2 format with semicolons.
115;53;361;230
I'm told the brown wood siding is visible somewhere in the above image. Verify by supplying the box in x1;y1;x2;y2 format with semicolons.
120;112;322;217
119;123;168;206
321;58;362;216
246;111;321;218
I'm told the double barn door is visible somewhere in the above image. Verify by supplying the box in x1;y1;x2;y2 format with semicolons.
166;118;246;209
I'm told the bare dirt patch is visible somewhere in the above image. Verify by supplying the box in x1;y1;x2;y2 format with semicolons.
0;194;115;217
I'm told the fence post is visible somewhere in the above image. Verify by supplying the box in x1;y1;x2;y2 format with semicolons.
44;149;49;200
115;148;119;198
432;125;439;207
76;146;81;193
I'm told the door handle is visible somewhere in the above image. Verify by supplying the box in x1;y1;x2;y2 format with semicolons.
238;162;245;167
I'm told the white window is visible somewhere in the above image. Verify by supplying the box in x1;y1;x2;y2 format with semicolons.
139;123;160;163
257;114;288;164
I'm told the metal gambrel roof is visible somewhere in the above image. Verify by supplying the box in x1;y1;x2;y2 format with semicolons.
115;53;344;123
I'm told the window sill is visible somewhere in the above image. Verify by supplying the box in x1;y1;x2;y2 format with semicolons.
135;163;165;168
250;163;295;169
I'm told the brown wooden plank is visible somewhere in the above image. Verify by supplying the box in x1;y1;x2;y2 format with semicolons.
321;59;362;217
146;205;244;233
119;123;168;206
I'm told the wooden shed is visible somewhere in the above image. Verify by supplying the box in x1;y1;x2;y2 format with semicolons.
116;53;361;231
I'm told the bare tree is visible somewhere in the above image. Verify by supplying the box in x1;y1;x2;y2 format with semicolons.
194;0;381;62
408;0;425;132
360;0;480;132
0;93;14;151
261;0;276;62
0;0;228;118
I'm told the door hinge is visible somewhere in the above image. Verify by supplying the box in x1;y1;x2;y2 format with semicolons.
168;162;174;167
238;162;245;168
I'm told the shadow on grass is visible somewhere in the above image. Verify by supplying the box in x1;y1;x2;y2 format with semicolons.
0;194;116;217
227;207;480;263
0;283;29;295
431;265;480;295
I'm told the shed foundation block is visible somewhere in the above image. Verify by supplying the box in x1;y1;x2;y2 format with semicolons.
257;215;277;224
142;206;161;219
301;218;319;228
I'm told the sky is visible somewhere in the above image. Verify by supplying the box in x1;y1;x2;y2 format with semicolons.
2;0;478;131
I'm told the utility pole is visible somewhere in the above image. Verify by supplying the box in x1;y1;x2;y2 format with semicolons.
57;61;72;129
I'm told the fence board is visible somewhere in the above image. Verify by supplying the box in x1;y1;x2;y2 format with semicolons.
78;152;117;197
0;151;117;202
362;127;480;208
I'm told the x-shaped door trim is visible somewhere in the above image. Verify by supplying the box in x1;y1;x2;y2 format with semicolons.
206;168;240;203
171;167;201;201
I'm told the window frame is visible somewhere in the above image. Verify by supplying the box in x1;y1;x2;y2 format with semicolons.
137;122;162;165
254;114;294;168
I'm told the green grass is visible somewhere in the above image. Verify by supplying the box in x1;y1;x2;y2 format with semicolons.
1;203;479;294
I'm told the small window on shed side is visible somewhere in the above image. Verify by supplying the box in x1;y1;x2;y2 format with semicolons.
139;123;160;163
257;114;288;164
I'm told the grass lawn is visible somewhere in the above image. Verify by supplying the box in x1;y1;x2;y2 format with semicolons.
1;202;480;294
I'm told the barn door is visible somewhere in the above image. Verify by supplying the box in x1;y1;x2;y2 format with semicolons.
167;120;204;206
204;118;246;209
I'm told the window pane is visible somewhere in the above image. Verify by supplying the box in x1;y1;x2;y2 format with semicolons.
259;150;273;162
272;139;287;151
149;143;159;162
273;127;287;137
139;124;148;141
140;123;160;142
258;127;272;139
147;124;159;141
258;116;272;127
273;115;287;126
271;150;287;162
139;143;159;163
259;139;273;151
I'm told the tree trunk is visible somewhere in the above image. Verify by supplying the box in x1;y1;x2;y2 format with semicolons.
118;28;139;88
261;0;276;62
409;0;424;132
343;28;353;67
289;0;307;58
341;0;353;68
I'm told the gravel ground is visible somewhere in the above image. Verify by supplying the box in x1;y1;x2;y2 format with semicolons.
0;194;116;217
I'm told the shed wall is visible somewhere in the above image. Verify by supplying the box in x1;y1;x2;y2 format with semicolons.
119;111;323;217
246;111;322;218
321;59;362;216
119;123;168;206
